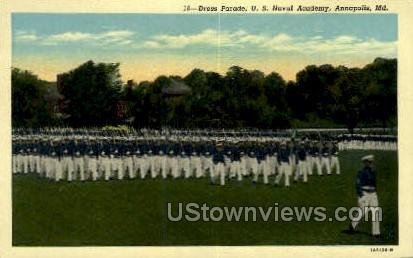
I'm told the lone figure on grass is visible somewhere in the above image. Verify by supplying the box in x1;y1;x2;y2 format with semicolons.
348;154;381;238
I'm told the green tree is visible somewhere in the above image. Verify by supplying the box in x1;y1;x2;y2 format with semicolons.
57;60;122;127
331;67;366;131
130;81;151;127
264;72;290;128
294;64;341;120
362;58;397;127
12;68;58;127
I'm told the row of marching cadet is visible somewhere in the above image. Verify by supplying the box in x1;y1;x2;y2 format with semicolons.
12;136;343;186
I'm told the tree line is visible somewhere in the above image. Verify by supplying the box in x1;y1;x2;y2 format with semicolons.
12;58;397;130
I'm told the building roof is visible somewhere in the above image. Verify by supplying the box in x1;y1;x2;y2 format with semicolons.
161;79;191;96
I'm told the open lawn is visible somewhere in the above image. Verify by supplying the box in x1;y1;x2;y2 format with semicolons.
12;150;398;246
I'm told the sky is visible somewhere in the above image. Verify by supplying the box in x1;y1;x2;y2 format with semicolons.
12;13;397;82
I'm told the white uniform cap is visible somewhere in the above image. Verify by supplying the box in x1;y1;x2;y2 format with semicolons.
361;155;374;162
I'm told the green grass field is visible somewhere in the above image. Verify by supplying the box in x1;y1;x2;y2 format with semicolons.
12;150;398;246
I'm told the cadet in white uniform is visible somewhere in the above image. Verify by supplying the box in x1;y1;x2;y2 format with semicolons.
86;143;98;181
275;141;292;187
295;142;308;183
348;155;380;237
320;142;331;175
99;145;111;181
61;141;74;181
310;141;322;176
202;143;214;180
140;144;151;179
330;141;340;174
73;141;85;181
190;143;203;178
212;143;226;185
123;142;135;179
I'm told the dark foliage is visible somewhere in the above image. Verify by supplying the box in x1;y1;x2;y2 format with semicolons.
12;58;397;129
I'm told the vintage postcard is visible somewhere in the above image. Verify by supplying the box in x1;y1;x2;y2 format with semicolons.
0;0;412;257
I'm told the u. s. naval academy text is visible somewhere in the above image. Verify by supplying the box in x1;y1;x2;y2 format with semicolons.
184;4;389;13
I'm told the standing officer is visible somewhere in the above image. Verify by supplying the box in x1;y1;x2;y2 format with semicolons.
348;155;381;237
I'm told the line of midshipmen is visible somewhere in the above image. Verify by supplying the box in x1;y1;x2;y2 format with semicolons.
337;134;397;151
12;137;341;186
12;127;397;151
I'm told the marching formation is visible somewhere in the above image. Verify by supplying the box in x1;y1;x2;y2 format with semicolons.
12;128;396;186
13;137;341;187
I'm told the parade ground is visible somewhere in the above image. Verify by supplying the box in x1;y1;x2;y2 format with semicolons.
12;150;398;246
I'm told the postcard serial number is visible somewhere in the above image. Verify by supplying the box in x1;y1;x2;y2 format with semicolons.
371;247;393;252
